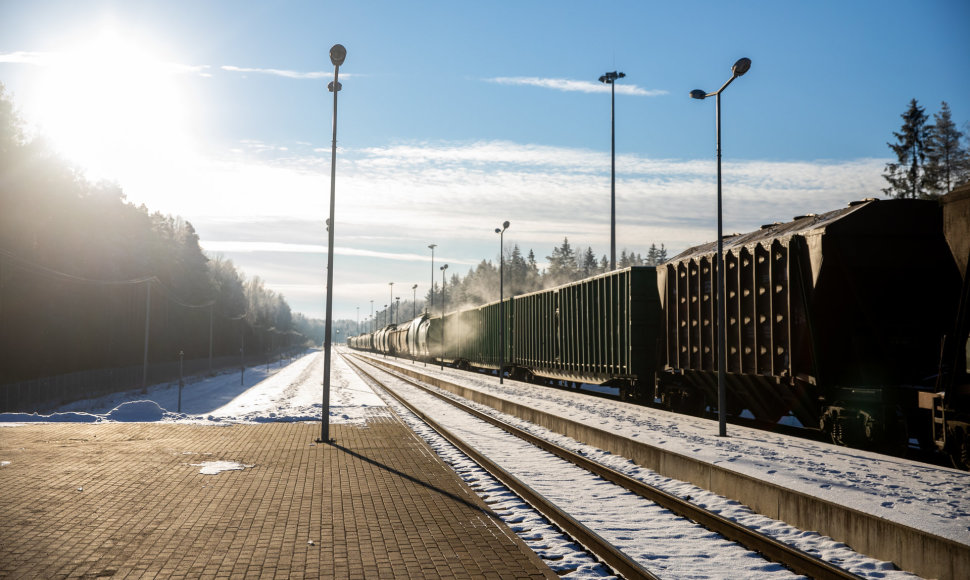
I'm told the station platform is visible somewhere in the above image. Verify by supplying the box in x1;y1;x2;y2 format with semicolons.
0;413;557;579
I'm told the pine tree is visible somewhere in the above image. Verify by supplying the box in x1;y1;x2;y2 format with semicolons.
883;99;931;199
618;249;629;268
646;244;658;266
580;247;598;277
546;237;579;286
925;102;970;195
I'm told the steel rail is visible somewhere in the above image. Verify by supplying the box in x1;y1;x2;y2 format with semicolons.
350;352;864;580
342;353;659;580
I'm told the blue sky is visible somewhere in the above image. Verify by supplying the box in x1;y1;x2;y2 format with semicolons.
2;0;968;322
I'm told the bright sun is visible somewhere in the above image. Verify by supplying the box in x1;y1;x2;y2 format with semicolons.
29;23;199;182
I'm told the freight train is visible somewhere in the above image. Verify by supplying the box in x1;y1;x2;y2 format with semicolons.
348;194;970;469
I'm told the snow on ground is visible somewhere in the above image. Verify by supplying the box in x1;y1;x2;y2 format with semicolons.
2;347;966;578
0;349;388;425
363;352;970;548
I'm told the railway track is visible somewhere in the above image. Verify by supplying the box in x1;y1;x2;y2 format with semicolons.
345;351;864;580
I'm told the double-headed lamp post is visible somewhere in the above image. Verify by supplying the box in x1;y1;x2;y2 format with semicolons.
599;70;625;271
690;57;751;438
495;221;510;383
318;43;346;445
428;244;436;314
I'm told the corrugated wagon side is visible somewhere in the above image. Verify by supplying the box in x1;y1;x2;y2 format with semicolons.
657;198;961;448
920;184;970;469
511;267;661;399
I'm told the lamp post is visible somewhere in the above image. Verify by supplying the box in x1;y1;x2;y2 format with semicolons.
690;57;751;438
370;300;374;332
412;284;418;320
428;244;436;314
599;70;625;271
395;296;400;325
440;264;448;369
389;282;394;322
495;221;509;383
440;265;448;316
318;43;346;445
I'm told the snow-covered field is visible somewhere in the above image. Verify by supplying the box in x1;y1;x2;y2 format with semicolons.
0;349;387;425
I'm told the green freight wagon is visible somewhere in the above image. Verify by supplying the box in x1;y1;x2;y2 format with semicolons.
431;298;512;370
511;267;661;400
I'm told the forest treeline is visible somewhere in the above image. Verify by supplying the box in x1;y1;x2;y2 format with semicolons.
0;83;309;384
428;238;667;313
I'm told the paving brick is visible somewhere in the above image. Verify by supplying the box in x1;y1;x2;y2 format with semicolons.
0;413;557;579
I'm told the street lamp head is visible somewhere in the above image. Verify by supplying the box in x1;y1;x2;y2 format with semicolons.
732;57;751;77
428;243;436;250
330;44;346;67
690;89;708;100
495;228;501;234
503;220;510;230
599;71;625;84
441;264;448;271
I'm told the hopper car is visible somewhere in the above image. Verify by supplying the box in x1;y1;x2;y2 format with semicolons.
348;197;969;468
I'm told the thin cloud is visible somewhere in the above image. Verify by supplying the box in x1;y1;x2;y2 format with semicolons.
162;62;211;76
201;241;478;265
0;50;210;76
0;51;53;65
221;65;333;80
485;76;667;97
181;140;888;318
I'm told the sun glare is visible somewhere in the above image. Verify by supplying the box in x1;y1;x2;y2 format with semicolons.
30;24;198;182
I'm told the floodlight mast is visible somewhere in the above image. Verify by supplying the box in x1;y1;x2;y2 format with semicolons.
598;71;625;270
318;44;346;445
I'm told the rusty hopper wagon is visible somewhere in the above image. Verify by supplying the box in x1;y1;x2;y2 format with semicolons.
657;198;961;448
919;184;970;469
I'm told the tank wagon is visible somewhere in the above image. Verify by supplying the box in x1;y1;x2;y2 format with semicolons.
658;198;960;447
347;198;968;465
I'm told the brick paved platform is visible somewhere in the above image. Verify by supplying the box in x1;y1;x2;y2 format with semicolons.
0;412;556;579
